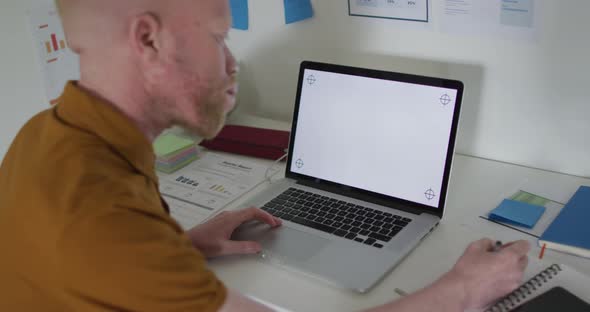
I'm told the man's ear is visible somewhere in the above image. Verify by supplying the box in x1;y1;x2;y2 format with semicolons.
129;12;163;65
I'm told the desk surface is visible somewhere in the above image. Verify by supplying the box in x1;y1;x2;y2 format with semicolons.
200;114;590;312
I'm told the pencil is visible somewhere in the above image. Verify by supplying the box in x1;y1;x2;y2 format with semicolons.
394;288;408;297
539;243;546;259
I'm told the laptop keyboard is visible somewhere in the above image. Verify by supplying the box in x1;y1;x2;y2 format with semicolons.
261;188;412;249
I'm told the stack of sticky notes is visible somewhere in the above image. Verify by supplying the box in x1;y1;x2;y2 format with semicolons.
489;199;546;229
153;133;198;174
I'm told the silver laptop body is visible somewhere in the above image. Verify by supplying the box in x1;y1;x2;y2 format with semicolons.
234;61;464;293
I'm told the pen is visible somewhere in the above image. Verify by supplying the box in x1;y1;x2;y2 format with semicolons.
492;240;502;252
539;243;546;259
394;288;408;297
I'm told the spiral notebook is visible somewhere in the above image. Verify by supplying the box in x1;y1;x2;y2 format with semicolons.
484;264;590;312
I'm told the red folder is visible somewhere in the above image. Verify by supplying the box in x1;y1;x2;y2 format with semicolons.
200;125;290;160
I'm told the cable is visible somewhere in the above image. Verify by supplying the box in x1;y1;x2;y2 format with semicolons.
264;152;288;183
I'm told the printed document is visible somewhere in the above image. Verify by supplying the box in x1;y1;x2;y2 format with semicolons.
28;4;80;105
159;152;274;229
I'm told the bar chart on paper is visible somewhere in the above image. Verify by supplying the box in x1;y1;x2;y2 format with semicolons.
28;5;80;105
159;152;276;229
43;32;67;55
209;184;234;196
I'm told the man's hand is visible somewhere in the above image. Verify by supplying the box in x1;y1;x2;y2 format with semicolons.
185;207;282;258
442;238;530;310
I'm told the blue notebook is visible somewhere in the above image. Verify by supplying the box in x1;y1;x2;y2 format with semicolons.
489;199;545;229
539;186;590;259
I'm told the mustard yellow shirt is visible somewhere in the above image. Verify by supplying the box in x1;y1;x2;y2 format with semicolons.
0;82;226;311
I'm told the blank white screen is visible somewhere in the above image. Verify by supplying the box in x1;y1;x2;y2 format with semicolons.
290;69;458;208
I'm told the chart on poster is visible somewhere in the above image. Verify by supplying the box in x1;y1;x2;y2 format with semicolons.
28;4;80;105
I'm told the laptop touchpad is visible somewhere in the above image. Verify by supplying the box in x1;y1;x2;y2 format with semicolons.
261;227;329;263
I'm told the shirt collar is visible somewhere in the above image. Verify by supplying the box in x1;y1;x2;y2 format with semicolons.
55;81;158;183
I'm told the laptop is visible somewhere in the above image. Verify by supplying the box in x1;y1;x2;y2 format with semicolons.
233;61;464;293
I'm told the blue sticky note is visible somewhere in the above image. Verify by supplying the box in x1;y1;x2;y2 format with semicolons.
230;0;249;30
284;0;314;24
489;199;546;229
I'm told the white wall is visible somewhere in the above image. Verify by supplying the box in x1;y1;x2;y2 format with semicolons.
227;0;590;178
1;0;588;178
0;0;50;163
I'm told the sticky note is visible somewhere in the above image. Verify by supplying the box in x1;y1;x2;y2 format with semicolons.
156;154;198;174
230;0;249;30
510;190;550;206
284;0;314;24
153;134;195;158
489;199;546;229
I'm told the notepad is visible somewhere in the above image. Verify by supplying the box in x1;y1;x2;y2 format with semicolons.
489;199;546;229
485;263;590;312
511;287;590;312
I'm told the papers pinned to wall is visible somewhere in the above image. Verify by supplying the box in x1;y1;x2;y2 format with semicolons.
346;0;539;40
349;0;430;23
440;0;538;41
27;4;80;105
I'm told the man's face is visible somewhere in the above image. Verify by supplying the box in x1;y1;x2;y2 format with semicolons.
148;0;237;139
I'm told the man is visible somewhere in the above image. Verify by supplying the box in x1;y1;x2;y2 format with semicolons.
0;0;529;311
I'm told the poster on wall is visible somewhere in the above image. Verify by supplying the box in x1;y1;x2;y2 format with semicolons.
440;0;538;41
27;4;80;105
348;0;430;23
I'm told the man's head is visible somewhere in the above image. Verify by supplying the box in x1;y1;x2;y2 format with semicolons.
57;0;238;139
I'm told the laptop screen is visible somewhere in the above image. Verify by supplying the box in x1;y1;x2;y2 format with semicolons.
288;64;461;209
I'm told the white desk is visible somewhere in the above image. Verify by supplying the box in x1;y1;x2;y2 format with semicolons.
197;115;590;312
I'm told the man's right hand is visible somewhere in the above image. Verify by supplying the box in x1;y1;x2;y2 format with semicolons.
219;238;531;312
443;238;530;310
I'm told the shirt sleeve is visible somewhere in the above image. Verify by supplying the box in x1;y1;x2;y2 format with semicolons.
58;198;227;312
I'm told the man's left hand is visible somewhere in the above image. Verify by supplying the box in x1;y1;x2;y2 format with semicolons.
186;207;282;258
